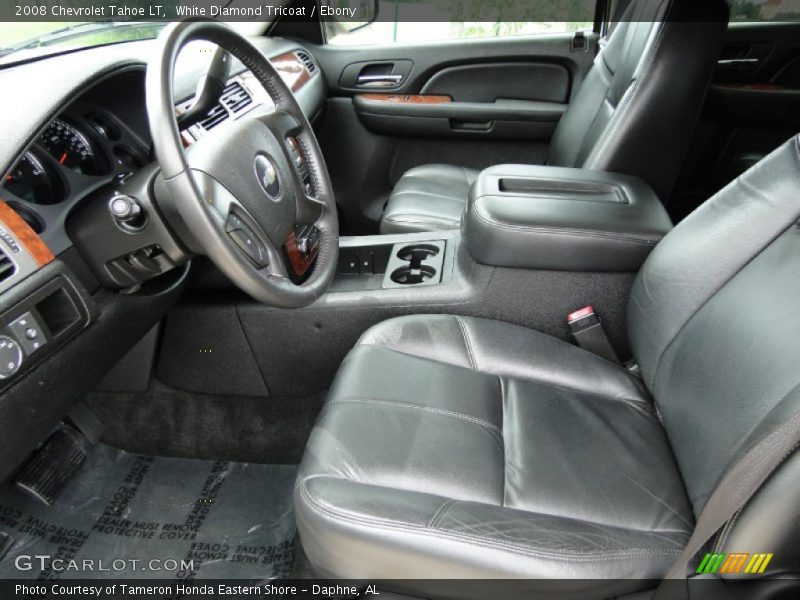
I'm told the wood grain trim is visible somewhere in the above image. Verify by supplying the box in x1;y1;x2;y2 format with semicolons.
0;200;55;267
272;51;312;93
358;93;452;104
284;230;318;278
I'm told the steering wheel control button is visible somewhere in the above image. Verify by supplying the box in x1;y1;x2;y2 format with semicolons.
109;194;145;230
287;137;313;193
226;214;269;267
0;336;23;379
228;228;268;267
225;214;245;233
8;311;47;356
254;154;281;201
295;225;320;257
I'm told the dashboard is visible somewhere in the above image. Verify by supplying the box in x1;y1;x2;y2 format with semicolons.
0;34;326;481
0;38;325;258
4;93;151;239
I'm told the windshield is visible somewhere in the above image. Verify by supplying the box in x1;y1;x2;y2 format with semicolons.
0;21;165;65
0;20;268;66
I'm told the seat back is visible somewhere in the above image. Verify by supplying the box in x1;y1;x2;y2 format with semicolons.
547;0;728;201
628;135;800;572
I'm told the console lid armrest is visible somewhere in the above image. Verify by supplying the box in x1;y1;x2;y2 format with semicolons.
463;164;672;272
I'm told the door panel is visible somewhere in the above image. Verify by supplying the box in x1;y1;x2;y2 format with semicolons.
420;62;570;102
311;34;599;235
352;93;566;140
352;61;570;141
673;22;800;220
338;59;414;90
709;23;800;130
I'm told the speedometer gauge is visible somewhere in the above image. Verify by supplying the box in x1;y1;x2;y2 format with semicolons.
40;118;104;175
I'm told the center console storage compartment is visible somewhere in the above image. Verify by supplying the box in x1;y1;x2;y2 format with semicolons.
463;164;672;272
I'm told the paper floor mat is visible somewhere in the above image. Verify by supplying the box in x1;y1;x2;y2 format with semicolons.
0;443;296;580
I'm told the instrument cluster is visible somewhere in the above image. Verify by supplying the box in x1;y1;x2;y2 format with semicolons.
2;103;149;233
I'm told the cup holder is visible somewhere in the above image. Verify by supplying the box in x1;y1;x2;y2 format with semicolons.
396;244;440;262
390;264;437;285
383;240;446;288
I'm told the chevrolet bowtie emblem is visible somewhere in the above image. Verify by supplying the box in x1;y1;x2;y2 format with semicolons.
254;154;281;200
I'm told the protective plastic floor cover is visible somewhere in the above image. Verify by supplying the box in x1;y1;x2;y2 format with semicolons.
0;443;297;580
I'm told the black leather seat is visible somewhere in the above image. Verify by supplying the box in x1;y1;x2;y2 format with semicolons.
296;135;800;596
380;0;729;234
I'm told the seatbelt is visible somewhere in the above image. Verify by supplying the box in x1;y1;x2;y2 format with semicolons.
654;410;800;599
566;305;620;364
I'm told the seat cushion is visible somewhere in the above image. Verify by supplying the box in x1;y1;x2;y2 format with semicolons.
380;164;479;234
295;315;693;594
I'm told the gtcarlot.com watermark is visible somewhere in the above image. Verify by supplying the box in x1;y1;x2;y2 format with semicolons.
14;554;195;573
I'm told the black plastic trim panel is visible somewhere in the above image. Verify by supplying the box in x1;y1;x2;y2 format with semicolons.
0;260;188;482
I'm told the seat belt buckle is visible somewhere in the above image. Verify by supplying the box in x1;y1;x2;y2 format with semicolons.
567;305;620;364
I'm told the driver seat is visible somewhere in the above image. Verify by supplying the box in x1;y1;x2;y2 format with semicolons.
295;136;800;596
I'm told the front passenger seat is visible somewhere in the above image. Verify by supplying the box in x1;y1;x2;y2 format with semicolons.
380;0;729;234
296;134;800;596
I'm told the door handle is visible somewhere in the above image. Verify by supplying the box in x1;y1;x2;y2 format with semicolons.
357;74;404;88
717;58;760;66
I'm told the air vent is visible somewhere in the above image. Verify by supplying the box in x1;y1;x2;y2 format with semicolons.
0;247;16;283
220;81;253;115
199;103;228;130
295;51;316;73
196;81;254;132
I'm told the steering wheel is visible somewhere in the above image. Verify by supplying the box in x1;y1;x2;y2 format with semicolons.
145;21;338;308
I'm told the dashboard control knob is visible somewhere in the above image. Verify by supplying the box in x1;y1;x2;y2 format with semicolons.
0;336;23;379
109;194;143;225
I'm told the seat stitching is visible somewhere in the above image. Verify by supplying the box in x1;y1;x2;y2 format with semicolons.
355;342;651;410
455;316;478;370
597;51;613;83
299;481;685;561
390;189;469;201
461;166;476;187
506;377;654;413
384;215;460;227
327;397;501;435
328;397;505;458
397;174;470;187
584;20;668;168
299;475;689;537
499;375;507;509
472;207;659;245
794;134;800;162
427;499;456;529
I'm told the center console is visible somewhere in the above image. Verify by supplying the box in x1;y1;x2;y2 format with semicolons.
166;165;674;399
462;164;672;272
333;237;452;292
